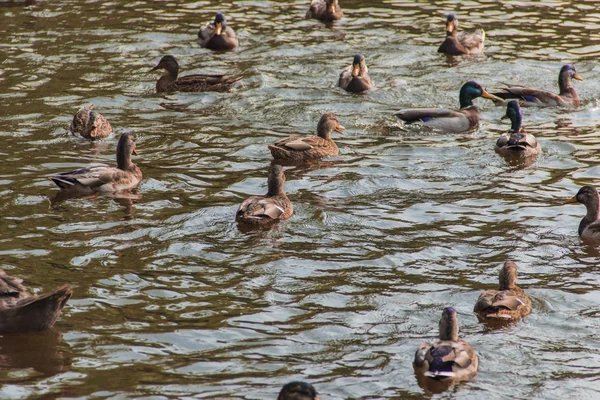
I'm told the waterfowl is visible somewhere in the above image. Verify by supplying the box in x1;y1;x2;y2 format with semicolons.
438;14;485;55
70;104;112;140
338;54;373;93
0;269;71;333
474;261;532;321
49;132;142;193
151;55;242;94
306;0;343;21
395;81;500;133
414;307;478;380
565;186;600;240
495;100;541;158
197;12;239;51
490;64;583;107
278;382;318;400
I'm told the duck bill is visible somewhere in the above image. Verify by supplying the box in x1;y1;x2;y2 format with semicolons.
334;124;345;134
132;149;139;156
150;64;160;72
565;196;578;204
573;72;583;81
327;2;335;13
351;64;360;77
481;89;503;101
214;22;223;35
445;21;454;33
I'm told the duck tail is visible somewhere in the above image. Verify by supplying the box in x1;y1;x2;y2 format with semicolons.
424;370;456;379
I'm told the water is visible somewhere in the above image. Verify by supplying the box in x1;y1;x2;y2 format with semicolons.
1;0;600;398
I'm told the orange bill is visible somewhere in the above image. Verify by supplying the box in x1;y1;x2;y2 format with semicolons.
573;72;583;81
565;196;578;204
351;64;360;77
214;22;223;35
334;124;346;134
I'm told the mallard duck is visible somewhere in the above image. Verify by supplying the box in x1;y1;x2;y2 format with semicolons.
70;104;112;140
395;81;500;133
306;0;343;21
490;64;583;107
268;113;345;161
151;55;242;94
474;261;532;321
338;54;374;93
49;132;142;193
414;307;479;380
565;186;600;240
278;382;318;400
0;269;71;333
438;14;485;55
495;100;541;158
236;164;293;225
197;12;239;51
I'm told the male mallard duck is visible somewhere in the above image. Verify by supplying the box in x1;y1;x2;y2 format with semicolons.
338;54;374;93
278;382;318;400
70;104;112;140
495;100;541;158
474;261;532;321
395;81;500;133
306;0;343;21
490;64;583;107
197;12;239;51
49;132;142;193
565;186;600;240
0;270;71;333
151;55;242;93
414;307;478;380
438;14;485;55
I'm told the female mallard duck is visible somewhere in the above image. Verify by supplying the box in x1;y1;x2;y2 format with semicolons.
70;104;112;140
565;186;600;240
197;12;239;51
495;100;541;158
151;55;242;93
395;81;500;133
278;382;318;400
438;14;485;55
306;0;343;21
236;165;293;225
491;64;583;107
0;270;71;333
269;113;345;161
338;54;373;93
414;307;478;380
50;132;142;193
474;261;532;321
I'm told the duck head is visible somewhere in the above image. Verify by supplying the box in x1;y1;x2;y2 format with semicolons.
151;55;179;77
439;307;459;341
116;132;138;170
351;54;367;77
214;12;227;35
326;0;338;14
317;112;345;139
459;81;498;108
565;186;599;213
501;100;523;133
445;14;458;34
278;381;318;400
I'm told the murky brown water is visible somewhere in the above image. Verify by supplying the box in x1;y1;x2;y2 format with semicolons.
2;0;600;398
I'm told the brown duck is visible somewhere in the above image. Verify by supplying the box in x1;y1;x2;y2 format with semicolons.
278;382;318;400
198;12;239;50
306;0;343;21
338;54;374;93
70;104;112;140
438;14;485;55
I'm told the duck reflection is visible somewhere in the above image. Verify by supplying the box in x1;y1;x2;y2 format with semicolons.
49;190;141;220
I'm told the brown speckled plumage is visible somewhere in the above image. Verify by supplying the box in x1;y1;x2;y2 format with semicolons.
70;104;112;140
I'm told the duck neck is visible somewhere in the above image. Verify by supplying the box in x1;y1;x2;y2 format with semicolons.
558;72;572;96
439;317;459;341
267;176;284;196
499;271;517;290
580;196;600;235
317;126;332;140
509;114;522;133
459;92;474;109
117;149;133;171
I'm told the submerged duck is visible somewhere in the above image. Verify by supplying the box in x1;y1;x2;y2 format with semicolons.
495;100;541;158
0;269;71;333
50;132;142;193
70;104;112;140
565;186;600;240
338;54;373;93
197;12;239;51
268;113;345;161
474;261;532;321
490;64;583;107
278;382;318;400
396;81;499;133
438;14;485;55
306;0;343;21
151;55;242;94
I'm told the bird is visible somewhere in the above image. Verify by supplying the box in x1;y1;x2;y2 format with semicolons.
565;186;600;240
494;100;541;158
278;381;318;400
70;104;112;140
150;55;242;93
0;269;72;334
395;81;500;133
338;54;374;93
197;12;239;51
474;261;532;321
306;0;343;21
437;14;485;55
49;132;142;193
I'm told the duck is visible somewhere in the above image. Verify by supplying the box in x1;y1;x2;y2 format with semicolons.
0;269;71;333
395;81;500;133
474;261;532;321
197;12;239;51
268;113;345;161
414;307;479;380
565;186;600;240
70;104;112;140
278;382;318;400
338;54;374;93
236;164;293;225
306;0;343;21
490;64;583;107
438;14;485;55
49;132;142;193
151;55;242;93
494;100;541;158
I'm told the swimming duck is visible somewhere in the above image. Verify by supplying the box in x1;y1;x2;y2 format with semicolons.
495;100;541;158
151;55;242;93
49;132;142;193
414;307;478;380
306;0;343;21
0;269;71;333
395;81;500;133
565;186;600;240
278;382;318;400
490;64;583;107
338;54;374;93
474;261;532;321
70;104;112;140
197;12;239;51
438;14;485;55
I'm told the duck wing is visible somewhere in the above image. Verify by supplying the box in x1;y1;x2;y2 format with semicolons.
49;164;116;189
0;271;30;307
458;29;485;53
197;22;215;45
490;87;563;106
172;74;242;92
